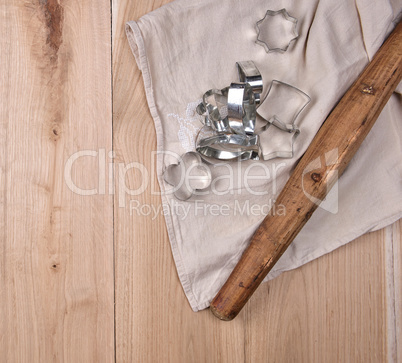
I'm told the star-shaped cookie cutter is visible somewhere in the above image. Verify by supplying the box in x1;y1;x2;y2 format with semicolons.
256;9;299;53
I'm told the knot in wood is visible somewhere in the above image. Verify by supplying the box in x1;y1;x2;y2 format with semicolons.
311;173;322;182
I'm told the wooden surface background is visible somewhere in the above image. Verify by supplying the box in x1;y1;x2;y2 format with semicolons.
1;0;401;362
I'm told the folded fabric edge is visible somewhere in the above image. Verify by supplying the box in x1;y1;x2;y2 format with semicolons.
263;212;402;281
201;212;402;310
125;21;202;312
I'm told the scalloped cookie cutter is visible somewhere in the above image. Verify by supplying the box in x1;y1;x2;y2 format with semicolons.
256;9;299;53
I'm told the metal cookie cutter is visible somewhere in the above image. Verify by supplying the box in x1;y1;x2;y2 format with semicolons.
196;88;230;133
256;9;299;53
257;80;311;160
227;83;256;135
236;61;263;105
196;134;260;161
195;80;260;162
257;80;311;129
163;152;212;201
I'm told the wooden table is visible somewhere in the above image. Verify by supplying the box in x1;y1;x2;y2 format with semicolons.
1;0;401;361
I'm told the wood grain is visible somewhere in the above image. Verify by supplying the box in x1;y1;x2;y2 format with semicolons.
245;228;390;362
390;219;402;362
0;1;114;361
397;220;402;361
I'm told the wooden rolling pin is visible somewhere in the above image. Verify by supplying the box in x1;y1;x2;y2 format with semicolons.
210;21;402;321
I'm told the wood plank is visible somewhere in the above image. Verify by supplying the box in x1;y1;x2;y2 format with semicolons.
393;220;402;362
245;227;389;362
0;1;114;361
112;1;246;362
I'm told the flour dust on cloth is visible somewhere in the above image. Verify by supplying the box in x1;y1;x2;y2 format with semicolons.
126;0;402;311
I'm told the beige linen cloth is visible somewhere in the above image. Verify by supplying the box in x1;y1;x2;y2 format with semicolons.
126;0;402;311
